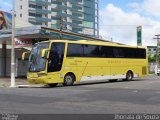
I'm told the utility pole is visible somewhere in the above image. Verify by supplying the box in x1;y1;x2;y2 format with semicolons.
59;16;63;39
10;0;15;87
153;34;160;74
96;0;99;38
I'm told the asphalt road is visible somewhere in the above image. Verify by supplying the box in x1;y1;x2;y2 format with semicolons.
0;75;160;114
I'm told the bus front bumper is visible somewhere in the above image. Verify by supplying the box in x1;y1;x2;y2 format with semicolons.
27;72;64;84
27;73;46;84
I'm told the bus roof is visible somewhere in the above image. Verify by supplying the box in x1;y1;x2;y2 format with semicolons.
38;40;146;49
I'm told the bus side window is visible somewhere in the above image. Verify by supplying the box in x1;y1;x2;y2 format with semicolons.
113;47;124;58
67;44;83;57
84;45;100;57
100;46;113;58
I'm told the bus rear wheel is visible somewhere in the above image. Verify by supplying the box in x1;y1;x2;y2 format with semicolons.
123;71;133;81
63;74;75;86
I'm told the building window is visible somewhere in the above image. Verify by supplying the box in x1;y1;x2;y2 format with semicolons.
20;14;22;17
20;5;22;9
29;12;42;17
153;48;157;51
72;12;82;17
72;20;82;24
29;4;42;9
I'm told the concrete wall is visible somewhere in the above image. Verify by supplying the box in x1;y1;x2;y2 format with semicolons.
0;49;28;77
149;62;156;73
16;0;29;22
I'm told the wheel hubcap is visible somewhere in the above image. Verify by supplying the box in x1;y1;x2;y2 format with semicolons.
65;76;73;85
127;73;132;80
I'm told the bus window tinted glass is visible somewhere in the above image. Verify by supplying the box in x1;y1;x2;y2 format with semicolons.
125;48;135;58
136;49;146;58
100;46;113;58
67;43;146;59
48;42;65;72
84;45;100;57
113;47;125;58
124;48;146;58
67;44;83;57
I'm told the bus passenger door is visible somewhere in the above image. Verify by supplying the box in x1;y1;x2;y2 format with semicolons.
47;42;65;83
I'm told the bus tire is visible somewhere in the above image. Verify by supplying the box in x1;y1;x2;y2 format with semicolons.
63;73;75;86
48;83;58;87
123;71;133;81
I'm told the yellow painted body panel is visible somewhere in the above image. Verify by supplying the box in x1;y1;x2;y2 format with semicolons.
27;40;148;84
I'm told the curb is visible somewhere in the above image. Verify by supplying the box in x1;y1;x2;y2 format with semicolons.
17;84;46;88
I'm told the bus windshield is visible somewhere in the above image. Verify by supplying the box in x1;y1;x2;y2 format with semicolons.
28;42;50;72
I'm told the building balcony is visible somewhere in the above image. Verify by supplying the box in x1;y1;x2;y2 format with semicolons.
29;8;51;14
52;5;68;11
52;5;82;12
63;21;83;28
29;0;51;6
29;16;51;22
56;13;84;20
83;1;95;7
69;0;83;6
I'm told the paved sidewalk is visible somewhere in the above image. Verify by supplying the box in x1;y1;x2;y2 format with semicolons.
0;77;30;87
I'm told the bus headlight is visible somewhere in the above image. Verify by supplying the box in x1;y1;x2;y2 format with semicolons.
38;73;47;77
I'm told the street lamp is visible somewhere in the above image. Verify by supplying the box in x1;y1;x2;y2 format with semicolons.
10;0;15;87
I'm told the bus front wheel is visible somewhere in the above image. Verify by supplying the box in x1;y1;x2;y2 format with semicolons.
63;74;75;86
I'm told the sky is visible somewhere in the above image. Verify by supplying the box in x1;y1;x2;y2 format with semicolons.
99;0;160;46
0;0;12;12
1;0;160;46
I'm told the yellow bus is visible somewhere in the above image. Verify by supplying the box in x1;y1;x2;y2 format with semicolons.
23;40;148;87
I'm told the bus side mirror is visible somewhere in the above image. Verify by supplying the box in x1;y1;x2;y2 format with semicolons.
41;49;49;59
22;52;30;60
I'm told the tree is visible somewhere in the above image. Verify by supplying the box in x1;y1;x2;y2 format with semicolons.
148;54;156;62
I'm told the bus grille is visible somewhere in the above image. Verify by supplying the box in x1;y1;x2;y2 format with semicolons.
142;66;147;75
